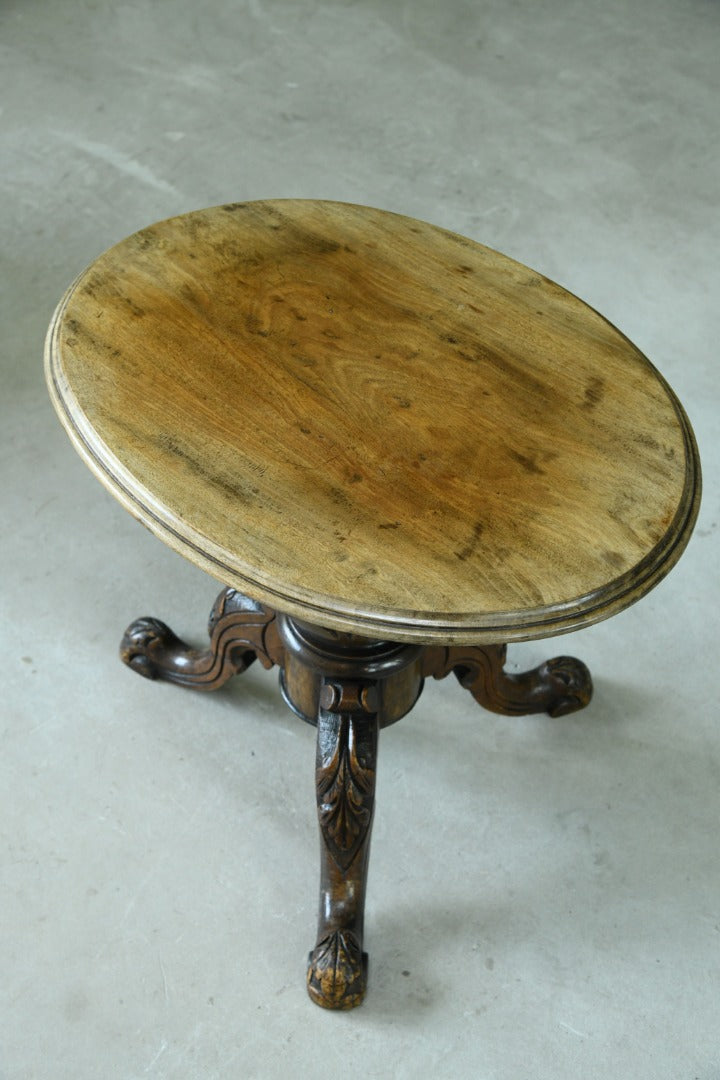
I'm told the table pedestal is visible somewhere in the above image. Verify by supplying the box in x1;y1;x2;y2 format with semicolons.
120;587;592;1009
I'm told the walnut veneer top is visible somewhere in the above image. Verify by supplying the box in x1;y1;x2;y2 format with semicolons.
45;200;700;643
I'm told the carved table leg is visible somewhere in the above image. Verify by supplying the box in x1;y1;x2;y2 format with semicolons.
120;587;283;689
307;678;379;1010
120;589;593;1008
424;643;592;718
274;617;423;1009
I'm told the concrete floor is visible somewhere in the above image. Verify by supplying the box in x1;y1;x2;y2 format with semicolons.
2;1;719;1076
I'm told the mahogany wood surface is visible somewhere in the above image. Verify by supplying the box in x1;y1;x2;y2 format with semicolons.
45;200;700;642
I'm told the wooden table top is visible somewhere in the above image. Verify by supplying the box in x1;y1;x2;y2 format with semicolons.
45;200;700;643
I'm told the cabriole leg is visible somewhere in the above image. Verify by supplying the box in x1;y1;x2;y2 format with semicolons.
307;678;379;1010
275;617;423;1011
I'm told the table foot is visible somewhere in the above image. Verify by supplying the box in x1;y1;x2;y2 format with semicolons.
424;643;592;717
120;588;284;689
307;677;379;1009
307;930;368;1011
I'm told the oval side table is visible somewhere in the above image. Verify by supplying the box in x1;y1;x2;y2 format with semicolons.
45;200;700;1010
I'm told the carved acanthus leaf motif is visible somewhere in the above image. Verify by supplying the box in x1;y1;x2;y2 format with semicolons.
317;714;375;872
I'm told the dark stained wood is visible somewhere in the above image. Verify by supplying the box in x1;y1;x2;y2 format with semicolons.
120;586;594;1007
45;200;701;644
307;681;378;1010
275;615;423;1006
424;643;592;717
278;615;424;729
120;588;283;688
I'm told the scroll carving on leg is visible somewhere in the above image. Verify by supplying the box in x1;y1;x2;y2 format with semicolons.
120;587;283;690
423;643;592;718
307;679;379;1010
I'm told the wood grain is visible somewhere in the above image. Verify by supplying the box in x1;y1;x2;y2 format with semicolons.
45;200;700;642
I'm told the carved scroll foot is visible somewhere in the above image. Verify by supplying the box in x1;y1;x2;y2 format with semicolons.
120;587;283;690
424;644;592;718
307;679;379;1010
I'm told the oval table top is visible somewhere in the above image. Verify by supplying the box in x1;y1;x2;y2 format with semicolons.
45;200;700;644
